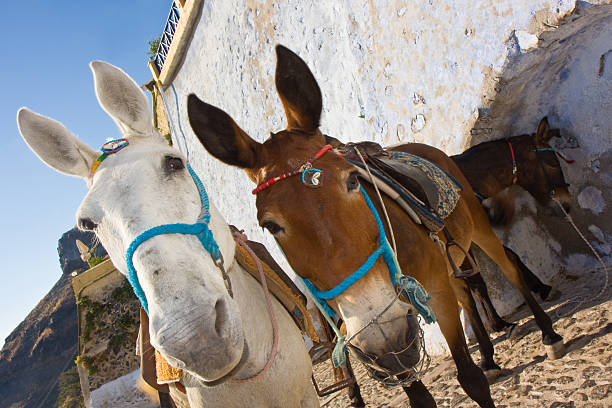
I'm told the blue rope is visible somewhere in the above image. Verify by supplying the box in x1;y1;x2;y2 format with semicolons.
303;186;399;316
300;186;435;367
125;163;220;314
397;276;436;324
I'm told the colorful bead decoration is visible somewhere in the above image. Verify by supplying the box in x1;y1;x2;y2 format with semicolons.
252;144;332;194
89;138;130;183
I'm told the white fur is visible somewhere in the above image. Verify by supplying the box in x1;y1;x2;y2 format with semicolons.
17;62;317;407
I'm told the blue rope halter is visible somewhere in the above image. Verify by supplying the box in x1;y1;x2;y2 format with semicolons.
298;186;435;367
125;163;224;314
302;186;398;316
302;186;435;322
254;144;434;367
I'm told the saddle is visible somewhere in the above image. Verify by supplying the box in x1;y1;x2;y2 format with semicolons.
138;230;319;393
333;140;478;278
335;141;462;233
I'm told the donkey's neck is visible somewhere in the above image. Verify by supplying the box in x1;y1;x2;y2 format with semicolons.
451;141;515;198
225;262;278;379
207;203;277;378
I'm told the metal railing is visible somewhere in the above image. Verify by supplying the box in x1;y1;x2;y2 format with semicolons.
152;1;182;74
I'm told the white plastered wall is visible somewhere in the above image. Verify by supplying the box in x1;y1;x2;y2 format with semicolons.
161;0;611;354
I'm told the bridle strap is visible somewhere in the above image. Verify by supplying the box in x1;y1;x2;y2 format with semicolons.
302;186;399;317
252;144;333;194
227;231;278;384
126;163;228;314
507;141;518;184
534;147;575;164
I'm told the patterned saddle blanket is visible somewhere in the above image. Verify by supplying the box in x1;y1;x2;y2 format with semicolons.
337;141;462;232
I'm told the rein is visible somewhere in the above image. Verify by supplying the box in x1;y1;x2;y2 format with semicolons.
228;231;279;384
252;144;333;194
88;138;231;313
534;147;575;164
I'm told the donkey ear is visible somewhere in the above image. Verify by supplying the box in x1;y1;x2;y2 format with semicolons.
535;117;553;145
275;45;322;132
17;108;98;179
90;61;156;136
187;94;262;169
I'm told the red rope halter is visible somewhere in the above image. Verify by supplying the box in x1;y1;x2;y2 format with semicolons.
252;144;333;194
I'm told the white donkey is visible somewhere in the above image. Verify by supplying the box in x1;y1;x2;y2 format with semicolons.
17;61;318;408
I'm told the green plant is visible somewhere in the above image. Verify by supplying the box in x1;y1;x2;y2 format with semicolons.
147;34;162;61
110;280;137;303
54;365;85;408
78;297;105;343
116;313;137;332
86;247;105;268
75;355;98;376
108;334;128;354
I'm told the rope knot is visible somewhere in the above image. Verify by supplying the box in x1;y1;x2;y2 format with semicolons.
398;276;436;324
332;335;347;368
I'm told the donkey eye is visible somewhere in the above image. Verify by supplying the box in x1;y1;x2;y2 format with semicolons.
262;221;284;235
347;172;360;192
78;217;98;231
166;156;185;171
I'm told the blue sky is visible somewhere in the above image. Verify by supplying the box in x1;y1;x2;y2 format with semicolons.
0;2;172;344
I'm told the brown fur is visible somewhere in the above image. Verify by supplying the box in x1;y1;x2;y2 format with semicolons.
451;117;571;225
186;45;566;408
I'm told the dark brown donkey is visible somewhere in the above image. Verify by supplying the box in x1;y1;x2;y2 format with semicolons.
187;45;565;408
451;118;572;332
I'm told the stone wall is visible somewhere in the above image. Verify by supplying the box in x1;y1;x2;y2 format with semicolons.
72;260;149;407
160;0;611;353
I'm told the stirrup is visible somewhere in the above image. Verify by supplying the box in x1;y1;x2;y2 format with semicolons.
443;229;479;278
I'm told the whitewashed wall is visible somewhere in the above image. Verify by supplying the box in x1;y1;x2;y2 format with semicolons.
162;0;611;354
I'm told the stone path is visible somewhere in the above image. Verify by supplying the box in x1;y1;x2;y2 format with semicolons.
314;269;612;407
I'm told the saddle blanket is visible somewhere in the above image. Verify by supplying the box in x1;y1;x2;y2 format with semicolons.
338;141;462;232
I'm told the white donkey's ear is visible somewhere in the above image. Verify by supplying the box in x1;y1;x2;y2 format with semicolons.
90;61;155;136
17;108;98;179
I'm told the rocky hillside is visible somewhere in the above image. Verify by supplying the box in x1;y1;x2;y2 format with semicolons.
0;228;105;408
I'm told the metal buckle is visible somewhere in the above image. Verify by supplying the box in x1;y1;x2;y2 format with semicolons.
213;253;233;298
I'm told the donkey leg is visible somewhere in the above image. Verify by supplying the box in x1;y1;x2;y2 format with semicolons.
465;273;516;333
429;284;496;408
450;277;502;381
402;380;437;407
473;230;564;359
343;354;365;407
503;246;553;301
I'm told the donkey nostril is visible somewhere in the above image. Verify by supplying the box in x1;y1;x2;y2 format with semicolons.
214;299;230;338
78;217;97;231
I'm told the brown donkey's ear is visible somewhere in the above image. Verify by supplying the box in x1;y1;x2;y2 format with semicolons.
535;117;555;145
187;94;262;169
275;45;322;132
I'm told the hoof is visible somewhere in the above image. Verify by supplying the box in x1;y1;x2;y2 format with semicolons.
505;324;521;339
537;284;553;301
545;340;565;360
484;368;502;382
485;368;512;383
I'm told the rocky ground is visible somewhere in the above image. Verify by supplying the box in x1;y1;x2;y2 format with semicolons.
314;268;612;407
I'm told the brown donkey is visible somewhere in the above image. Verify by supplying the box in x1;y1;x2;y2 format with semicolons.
187;45;565;408
453;116;572;224
451;118;573;333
